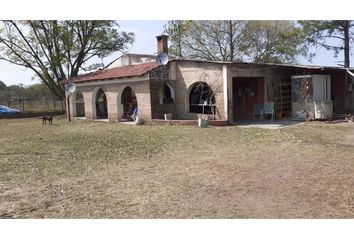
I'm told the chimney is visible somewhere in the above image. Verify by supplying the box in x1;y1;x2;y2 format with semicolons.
156;35;168;55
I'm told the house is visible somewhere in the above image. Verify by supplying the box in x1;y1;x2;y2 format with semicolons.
66;35;354;123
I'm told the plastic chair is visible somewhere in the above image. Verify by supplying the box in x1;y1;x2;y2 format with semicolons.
130;107;138;121
262;102;275;121
253;104;263;120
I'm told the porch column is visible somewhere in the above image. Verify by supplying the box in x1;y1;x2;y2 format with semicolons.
223;65;228;121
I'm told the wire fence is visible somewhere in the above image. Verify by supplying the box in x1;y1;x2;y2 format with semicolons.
0;95;65;113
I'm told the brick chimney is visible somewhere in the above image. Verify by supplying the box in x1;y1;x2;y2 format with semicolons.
156;35;168;55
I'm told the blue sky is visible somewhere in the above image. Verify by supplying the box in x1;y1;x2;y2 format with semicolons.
0;20;349;86
0;20;168;86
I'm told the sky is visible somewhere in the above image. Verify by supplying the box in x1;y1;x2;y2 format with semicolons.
0;20;168;86
0;20;348;87
0;0;353;88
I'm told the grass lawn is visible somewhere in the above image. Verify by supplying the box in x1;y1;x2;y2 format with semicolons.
1;117;354;218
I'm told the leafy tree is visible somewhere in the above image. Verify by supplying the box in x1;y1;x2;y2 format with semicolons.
26;83;53;99
241;21;306;63
163;20;192;57
0;20;134;99
0;80;6;91
299;20;354;68
6;85;26;96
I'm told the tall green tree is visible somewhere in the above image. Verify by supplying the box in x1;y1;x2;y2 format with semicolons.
164;20;192;58
299;20;354;68
241;21;306;63
0;20;134;99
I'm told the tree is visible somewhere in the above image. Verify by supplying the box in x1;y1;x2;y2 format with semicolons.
0;80;6;91
175;20;247;61
164;20;192;58
299;20;354;68
166;20;305;64
0;20;134;99
240;21;306;63
26;83;53;99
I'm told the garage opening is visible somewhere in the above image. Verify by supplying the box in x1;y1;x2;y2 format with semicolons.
75;91;85;117
121;86;138;121
95;88;108;119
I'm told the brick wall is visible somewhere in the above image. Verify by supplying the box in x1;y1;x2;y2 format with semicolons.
149;65;169;80
68;61;229;123
149;65;177;119
149;80;176;119
70;78;152;122
173;61;226;120
68;62;352;124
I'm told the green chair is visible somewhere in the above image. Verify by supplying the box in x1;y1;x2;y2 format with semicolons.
262;102;275;121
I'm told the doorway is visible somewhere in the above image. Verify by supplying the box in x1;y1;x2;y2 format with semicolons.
75;90;85;117
121;86;137;120
232;77;264;120
95;88;108;119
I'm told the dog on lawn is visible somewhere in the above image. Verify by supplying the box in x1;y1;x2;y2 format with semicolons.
39;115;53;125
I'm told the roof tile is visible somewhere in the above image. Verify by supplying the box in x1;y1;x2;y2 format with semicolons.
69;62;158;83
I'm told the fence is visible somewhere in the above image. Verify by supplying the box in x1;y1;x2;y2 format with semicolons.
0;96;65;113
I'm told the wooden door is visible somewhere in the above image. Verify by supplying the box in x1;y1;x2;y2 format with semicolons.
233;77;264;120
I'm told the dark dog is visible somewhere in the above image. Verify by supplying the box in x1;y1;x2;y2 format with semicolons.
39;115;53;125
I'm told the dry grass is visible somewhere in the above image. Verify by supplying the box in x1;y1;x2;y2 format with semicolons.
1;117;354;218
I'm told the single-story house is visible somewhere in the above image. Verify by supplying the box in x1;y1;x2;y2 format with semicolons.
66;35;354;123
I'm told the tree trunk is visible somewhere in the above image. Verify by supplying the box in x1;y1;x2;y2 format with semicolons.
229;21;234;62
344;20;350;68
178;27;182;57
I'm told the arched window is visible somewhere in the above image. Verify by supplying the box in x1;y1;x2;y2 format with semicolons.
95;88;108;119
75;91;85;117
189;82;216;114
159;84;174;104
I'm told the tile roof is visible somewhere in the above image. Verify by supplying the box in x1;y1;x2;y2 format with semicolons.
68;61;159;83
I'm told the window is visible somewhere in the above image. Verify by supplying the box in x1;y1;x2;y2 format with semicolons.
189;82;215;114
159;84;174;104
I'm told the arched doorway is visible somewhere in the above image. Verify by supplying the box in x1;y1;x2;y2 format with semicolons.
75;91;85;117
121;86;137;120
159;84;175;104
188;82;216;114
95;88;108;119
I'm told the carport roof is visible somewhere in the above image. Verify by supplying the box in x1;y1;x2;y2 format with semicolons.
67;61;159;83
170;58;354;71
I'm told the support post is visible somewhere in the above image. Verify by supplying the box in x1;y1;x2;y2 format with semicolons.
66;93;71;122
